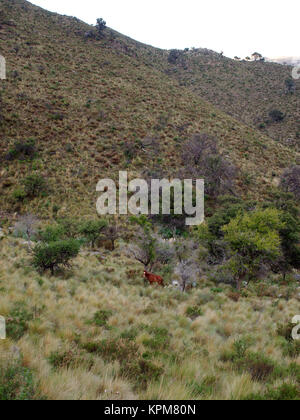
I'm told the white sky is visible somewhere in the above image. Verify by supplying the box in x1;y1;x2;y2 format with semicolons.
29;0;299;58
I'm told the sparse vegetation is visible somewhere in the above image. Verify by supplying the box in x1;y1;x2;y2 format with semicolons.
0;0;299;402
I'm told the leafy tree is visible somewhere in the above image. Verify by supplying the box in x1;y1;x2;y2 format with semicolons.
96;18;106;36
38;225;66;243
223;208;284;289
22;174;46;198
33;239;80;275
79;219;108;248
263;192;300;276
252;52;263;61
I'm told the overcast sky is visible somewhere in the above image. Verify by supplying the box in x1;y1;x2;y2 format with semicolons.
30;0;299;58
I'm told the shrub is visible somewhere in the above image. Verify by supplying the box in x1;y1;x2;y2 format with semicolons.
186;306;203;320
33;239;80;275
22;174;46;198
91;310;112;327
96;18;106;36
5;139;36;161
121;358;163;390
79;219;107;248
0;360;37;400
181;133;237;198
38;225;66;243
222;208;284;289
141;326;170;351
12;188;27;202
269;109;285;122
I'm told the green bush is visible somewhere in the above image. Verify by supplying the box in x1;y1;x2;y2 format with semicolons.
0;361;37;400
244;384;299;400
33;239;80;275
5;139;36;161
22;174;47;198
38;225;66;243
91;310;112;327
6;302;34;341
79;219;107;247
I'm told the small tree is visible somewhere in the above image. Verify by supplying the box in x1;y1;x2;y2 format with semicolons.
252;52;263;61
96;18;106;36
223;208;284;289
22;174;46;198
79;219;108;248
13;214;38;242
33;239;80;275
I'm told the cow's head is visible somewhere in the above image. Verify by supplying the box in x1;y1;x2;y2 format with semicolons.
143;270;147;277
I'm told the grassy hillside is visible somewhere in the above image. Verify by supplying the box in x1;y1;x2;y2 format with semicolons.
0;0;299;219
0;0;299;401
160;50;300;149
0;236;299;400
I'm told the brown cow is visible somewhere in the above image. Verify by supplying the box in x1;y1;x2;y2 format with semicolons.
143;270;164;287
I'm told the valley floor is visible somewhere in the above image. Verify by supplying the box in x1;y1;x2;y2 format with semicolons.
0;237;299;400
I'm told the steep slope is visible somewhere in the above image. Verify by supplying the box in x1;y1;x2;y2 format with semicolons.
162;50;300;149
0;0;298;219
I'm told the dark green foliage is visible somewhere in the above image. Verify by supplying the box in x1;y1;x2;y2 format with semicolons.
22;174;47;198
33;239;80;275
0;361;37;400
264;192;300;272
38;225;66;243
48;350;76;370
79;219;107;247
141;325;170;350
5;139;36;161
96;18;106;36
91;310;112;327
269;109;285;122
222;340;278;382
186;306;203;320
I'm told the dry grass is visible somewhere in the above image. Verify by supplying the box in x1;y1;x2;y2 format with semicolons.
0;236;299;400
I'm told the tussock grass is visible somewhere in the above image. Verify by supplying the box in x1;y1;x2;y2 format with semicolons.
0;237;299;400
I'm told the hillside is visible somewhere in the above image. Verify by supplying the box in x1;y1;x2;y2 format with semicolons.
0;0;300;402
140;49;300;150
0;0;299;219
